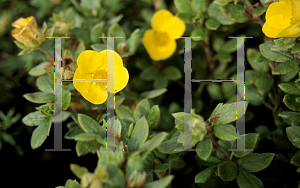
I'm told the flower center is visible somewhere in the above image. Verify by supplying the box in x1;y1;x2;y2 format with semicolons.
90;69;107;90
154;31;169;46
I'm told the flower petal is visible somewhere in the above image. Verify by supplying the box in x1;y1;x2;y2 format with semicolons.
12;16;33;28
98;49;123;69
73;68;92;93
265;1;292;20
142;29;176;61
76;50;104;74
277;20;300;38
263;15;291;38
11;28;32;44
81;88;107;104
151;9;185;39
292;0;300;22
107;65;129;93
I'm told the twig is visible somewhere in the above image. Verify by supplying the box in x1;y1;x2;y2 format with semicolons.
207;134;230;161
41;46;54;63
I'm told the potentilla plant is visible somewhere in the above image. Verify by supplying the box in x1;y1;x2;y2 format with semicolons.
9;0;300;187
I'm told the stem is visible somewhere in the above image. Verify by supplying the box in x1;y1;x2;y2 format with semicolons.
230;151;234;161
207;134;230;161
243;0;264;27
41;46;54;64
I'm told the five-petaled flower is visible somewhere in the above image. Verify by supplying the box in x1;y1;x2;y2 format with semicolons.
11;16;40;44
262;0;300;38
73;50;129;104
142;9;186;61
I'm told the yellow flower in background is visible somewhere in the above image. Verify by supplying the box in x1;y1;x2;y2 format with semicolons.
11;16;40;44
73;50;129;104
262;0;300;38
142;9;186;61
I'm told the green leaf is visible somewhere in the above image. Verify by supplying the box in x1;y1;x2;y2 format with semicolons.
127;28;140;55
107;23;126;43
214;124;237;141
74;133;104;143
22;111;49;126
196;137;213;160
163;66;182;81
24;92;54;103
147;105;160;129
62;91;71;110
220;4;248;23
238;153;275;172
98;160;125;187
210;101;249;125
154;74;168;89
259;42;294;62
192;0;208;15
76;140;101;156
283;94;300;111
77;114;105;137
195;165;217;183
65;126;85;139
253;6;267;17
29;62;49;76
52;111;72;122
232;133;259;158
70;164;88;179
291;43;300;53
286;126;300;148
237;169;263;188
205;17;220;30
65;179;80;187
139;132;168;152
272;60;299;75
134;99;150;122
2;133;16;146
90;22;104;43
140;89;167;99
247;49;269;73
154;163;169;172
191;26;207;41
126;155;144;179
174;0;193;14
278;83;300;95
291;153;300;167
116;105;134;124
245;70;258;85
207;83;223;101
157;136;184;154
245;85;263;106
175;12;193;23
30;116;52;149
128;117;149;152
140;66;160;81
254;74;274;95
142;175;174;188
279;66;300;82
91;43;107;52
218;161;238;181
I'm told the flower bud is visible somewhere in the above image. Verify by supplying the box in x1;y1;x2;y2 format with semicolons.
11;16;40;44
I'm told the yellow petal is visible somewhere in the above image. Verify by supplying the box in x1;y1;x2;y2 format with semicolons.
81;88;107;104
12;16;32;28
265;1;292;20
151;9;185;39
73;68;92;93
76;50;104;74
107;65;129;93
98;49;123;69
292;0;300;22
262;15;291;38
142;29;176;61
11;28;32;44
277;20;300;38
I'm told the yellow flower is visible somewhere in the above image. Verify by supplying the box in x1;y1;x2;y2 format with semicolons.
11;16;40;44
73;50;129;104
262;0;300;38
142;9;186;61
